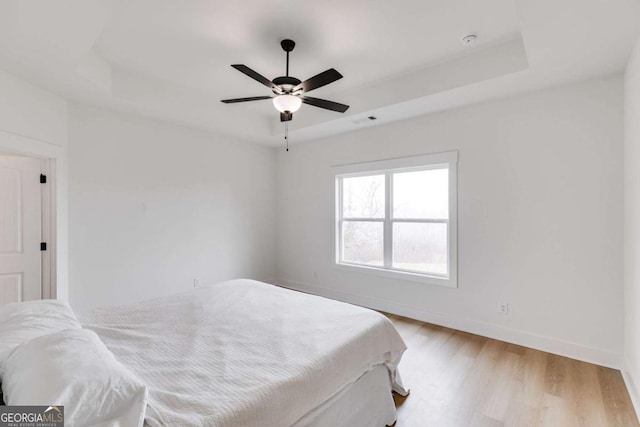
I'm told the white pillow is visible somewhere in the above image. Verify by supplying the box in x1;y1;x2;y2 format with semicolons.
0;299;81;377
3;328;148;427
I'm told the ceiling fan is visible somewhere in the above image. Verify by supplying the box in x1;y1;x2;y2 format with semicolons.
221;39;349;122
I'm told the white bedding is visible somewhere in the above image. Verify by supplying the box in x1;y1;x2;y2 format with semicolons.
292;365;397;427
3;328;148;427
79;279;407;427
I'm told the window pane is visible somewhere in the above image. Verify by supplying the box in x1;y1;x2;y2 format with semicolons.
392;222;448;275
342;221;384;266
342;175;385;218
393;168;448;219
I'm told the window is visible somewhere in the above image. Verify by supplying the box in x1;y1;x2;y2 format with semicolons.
333;151;457;287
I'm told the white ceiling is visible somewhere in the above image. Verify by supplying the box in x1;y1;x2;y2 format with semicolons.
0;0;637;146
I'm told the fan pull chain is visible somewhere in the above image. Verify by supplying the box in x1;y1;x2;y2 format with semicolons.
285;121;289;152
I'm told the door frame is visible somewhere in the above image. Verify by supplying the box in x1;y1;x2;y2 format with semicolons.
40;157;55;299
0;130;67;300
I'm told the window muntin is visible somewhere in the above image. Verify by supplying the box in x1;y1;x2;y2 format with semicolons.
334;152;457;287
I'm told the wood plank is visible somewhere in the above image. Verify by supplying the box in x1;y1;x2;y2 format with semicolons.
568;360;608;427
597;366;640;427
543;353;571;397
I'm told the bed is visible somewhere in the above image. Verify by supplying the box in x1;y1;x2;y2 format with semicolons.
0;279;407;426
76;279;408;427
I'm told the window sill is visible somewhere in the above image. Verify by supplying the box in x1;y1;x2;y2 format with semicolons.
334;262;457;288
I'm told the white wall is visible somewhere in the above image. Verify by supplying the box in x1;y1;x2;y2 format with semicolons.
275;76;624;367
624;36;640;412
68;104;276;309
0;69;67;147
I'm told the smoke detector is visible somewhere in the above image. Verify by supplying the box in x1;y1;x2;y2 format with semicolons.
461;33;478;45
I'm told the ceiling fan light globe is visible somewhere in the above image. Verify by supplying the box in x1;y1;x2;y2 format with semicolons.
273;95;302;113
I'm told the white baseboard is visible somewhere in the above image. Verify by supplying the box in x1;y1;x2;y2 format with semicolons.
273;278;622;369
622;360;640;420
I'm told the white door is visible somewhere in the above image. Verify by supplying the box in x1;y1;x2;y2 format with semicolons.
0;155;42;304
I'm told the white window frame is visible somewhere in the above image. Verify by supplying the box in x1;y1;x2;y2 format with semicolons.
332;151;458;288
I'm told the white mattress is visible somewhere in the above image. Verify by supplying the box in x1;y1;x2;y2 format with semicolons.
79;279;407;427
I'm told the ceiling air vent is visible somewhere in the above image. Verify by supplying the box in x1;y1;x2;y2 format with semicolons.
352;116;378;125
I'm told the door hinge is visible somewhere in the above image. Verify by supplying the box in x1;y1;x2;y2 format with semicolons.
40;242;47;251
40;174;47;184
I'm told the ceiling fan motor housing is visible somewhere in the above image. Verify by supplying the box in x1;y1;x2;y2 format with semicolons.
280;39;296;52
272;76;302;94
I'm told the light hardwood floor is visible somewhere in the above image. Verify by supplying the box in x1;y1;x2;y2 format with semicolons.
387;314;639;427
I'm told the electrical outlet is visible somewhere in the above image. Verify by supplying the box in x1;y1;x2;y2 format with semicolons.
193;277;200;288
499;303;509;315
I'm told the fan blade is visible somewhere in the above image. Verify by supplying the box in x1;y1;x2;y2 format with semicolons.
280;112;293;122
231;65;279;91
221;96;273;103
293;68;343;93
302;96;349;113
